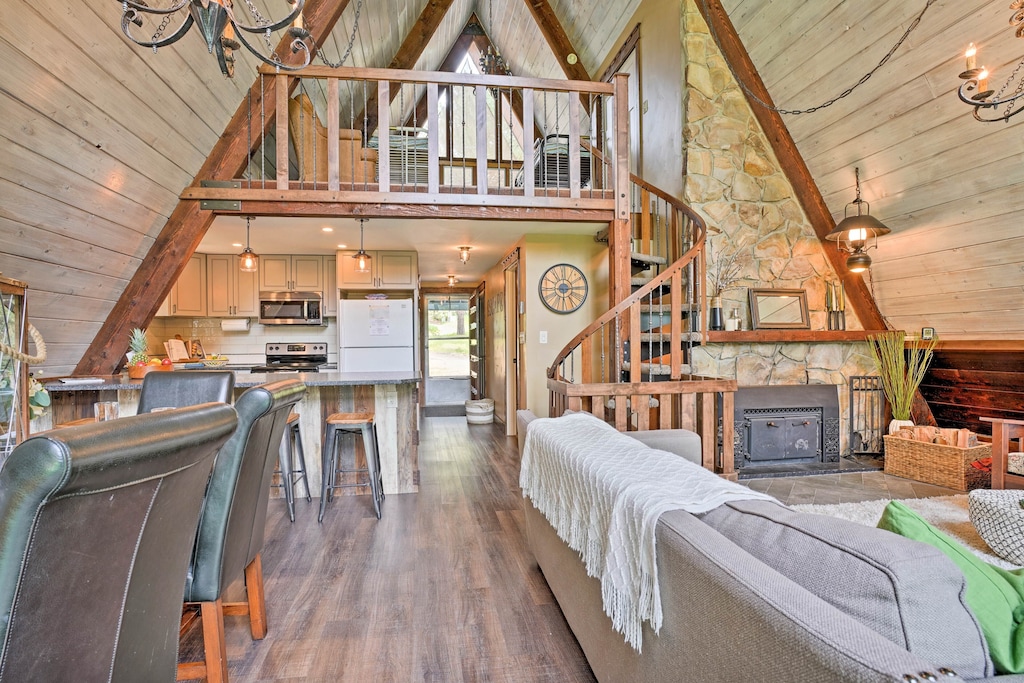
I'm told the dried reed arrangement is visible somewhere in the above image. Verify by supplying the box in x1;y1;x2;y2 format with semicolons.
867;330;938;421
706;241;748;298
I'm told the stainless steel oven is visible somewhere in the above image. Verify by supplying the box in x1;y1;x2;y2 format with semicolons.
258;291;324;326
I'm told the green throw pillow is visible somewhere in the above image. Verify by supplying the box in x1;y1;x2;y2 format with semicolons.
878;500;1024;674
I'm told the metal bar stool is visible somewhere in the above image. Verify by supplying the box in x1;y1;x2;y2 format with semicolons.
319;412;383;522
274;412;311;522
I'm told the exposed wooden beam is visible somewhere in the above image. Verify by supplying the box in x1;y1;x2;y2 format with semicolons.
199;201;613;223
359;0;457;138
695;0;886;333
521;0;590;82
75;0;351;376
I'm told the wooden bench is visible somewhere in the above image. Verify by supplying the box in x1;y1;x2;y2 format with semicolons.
983;416;1024;489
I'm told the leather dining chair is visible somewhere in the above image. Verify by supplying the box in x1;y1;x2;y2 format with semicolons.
177;379;306;683
137;370;236;414
0;404;238;682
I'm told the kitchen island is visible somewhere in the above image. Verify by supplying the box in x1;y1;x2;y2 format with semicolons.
41;371;421;497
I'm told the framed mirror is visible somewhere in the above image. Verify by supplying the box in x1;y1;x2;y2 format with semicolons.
748;288;810;329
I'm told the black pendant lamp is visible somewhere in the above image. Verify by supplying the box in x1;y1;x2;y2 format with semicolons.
825;168;890;273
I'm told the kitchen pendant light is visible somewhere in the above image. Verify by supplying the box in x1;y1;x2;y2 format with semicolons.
353;218;372;274
238;216;259;273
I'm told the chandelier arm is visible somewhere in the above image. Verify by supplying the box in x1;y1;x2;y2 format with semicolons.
224;0;304;35
121;10;195;48
957;81;1024;121
231;28;312;71
121;0;190;15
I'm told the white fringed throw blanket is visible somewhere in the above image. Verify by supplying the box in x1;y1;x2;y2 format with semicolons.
520;412;774;651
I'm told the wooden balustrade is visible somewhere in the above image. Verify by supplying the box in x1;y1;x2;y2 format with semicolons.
183;66;628;221
547;376;737;478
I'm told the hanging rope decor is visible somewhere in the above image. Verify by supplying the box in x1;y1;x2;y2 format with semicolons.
0;323;47;365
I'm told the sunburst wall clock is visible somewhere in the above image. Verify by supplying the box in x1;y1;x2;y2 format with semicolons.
539;263;588;314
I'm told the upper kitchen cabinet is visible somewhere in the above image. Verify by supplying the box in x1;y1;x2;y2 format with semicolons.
337;251;418;290
156;254;207;317
324;255;337;316
259;255;324;292
207;255;259;318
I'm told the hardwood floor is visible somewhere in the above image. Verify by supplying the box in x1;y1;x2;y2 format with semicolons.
182;416;595;682
184;416;961;681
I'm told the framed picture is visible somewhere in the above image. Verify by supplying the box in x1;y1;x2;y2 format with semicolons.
189;339;206;359
748;288;810;330
921;327;935;340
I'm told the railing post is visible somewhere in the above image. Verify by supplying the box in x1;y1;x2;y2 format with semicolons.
610;73;631;308
476;85;488;195
522;88;535;198
427;83;440;194
327;78;340;191
377;81;391;192
276;74;290;190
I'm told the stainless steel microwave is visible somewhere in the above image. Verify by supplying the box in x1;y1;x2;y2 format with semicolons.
258;291;324;325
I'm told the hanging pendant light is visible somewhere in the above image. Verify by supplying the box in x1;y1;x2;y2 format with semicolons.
825;168;890;273
238;216;259;272
353;218;372;274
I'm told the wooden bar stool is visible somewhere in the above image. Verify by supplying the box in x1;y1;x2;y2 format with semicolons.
319;412;383;522
274;412;311;522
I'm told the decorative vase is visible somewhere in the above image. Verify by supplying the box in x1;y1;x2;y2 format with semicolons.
888;419;914;435
709;297;724;331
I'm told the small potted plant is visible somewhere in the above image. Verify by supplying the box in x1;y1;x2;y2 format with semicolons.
867;330;937;433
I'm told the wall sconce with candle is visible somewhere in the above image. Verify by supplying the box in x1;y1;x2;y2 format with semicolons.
826;168;890;273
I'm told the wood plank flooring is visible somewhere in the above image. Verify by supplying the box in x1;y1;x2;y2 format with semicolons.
182;416;961;681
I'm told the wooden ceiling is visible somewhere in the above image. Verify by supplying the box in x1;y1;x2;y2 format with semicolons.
1;0;1021;376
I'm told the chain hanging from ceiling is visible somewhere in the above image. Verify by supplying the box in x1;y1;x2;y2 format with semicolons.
479;0;511;76
698;0;938;115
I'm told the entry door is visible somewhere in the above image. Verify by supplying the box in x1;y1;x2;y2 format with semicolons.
504;261;521;435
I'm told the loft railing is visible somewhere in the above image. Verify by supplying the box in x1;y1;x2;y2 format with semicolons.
186;66;628;219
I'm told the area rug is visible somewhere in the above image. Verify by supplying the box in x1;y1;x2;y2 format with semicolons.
791;495;1020;570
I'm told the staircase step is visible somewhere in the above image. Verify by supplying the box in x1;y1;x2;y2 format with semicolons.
639;302;699;314
630;252;667;266
638;332;703;344
621;361;691;376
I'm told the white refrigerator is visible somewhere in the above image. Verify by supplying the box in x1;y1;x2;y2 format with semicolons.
338;299;416;373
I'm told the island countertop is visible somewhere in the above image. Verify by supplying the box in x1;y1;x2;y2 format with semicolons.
40;371;422;497
44;371;421;391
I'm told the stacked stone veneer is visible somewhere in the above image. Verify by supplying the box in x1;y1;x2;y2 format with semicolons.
680;0;878;454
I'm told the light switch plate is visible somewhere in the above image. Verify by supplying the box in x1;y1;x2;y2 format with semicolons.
539;331;548;344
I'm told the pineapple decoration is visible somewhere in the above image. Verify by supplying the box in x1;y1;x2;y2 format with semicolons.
128;328;149;366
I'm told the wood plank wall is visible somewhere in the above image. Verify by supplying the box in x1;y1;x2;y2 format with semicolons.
720;0;1024;341
919;347;1024;435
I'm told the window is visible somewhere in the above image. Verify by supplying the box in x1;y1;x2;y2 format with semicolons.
426;296;471;377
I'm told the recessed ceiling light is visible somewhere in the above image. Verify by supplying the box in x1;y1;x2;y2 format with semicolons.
322;227;334;232
337;244;347;249
231;242;243;248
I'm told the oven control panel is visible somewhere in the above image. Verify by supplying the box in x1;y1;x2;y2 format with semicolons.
266;343;327;356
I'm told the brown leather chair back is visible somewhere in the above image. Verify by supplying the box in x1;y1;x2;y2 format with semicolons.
0;404;238;682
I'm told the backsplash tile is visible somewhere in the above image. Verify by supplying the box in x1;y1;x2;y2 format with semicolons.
147;317;338;364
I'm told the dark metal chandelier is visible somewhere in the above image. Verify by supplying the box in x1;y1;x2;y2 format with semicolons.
957;1;1024;122
479;0;510;77
117;0;312;78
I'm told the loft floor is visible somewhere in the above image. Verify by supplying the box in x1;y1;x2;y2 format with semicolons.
180;416;960;680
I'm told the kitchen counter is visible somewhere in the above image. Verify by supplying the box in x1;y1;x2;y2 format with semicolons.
40;371;422;497
44;371;419;392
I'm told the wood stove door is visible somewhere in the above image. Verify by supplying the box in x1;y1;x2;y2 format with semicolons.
747;412;821;462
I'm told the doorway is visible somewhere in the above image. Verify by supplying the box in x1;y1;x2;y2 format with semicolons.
423;294;472;416
504;259;522;434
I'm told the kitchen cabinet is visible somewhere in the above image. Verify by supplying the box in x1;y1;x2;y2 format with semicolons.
323;256;338;316
207;254;259;317
259;255;324;292
337;250;418;290
156;254;207;317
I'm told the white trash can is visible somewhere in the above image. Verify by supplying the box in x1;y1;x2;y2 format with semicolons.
465;398;495;425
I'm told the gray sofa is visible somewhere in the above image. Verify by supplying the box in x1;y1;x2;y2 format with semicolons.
517;410;1024;683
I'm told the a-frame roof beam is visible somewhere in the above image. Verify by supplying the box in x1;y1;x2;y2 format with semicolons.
358;0;457;138
75;0;352;376
521;0;591;82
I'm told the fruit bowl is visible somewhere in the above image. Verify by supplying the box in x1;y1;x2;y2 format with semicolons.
128;364;173;379
203;358;228;367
